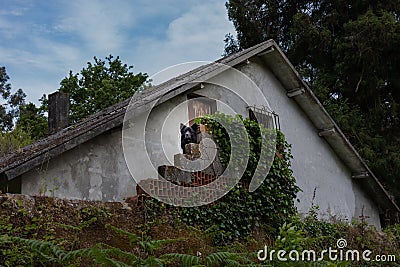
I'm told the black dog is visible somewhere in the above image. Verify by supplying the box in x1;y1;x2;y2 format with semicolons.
180;123;198;154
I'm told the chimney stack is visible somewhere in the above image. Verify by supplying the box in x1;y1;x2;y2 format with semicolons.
48;92;69;134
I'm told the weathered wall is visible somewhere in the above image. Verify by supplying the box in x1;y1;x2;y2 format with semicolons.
21;127;135;202
123;94;189;183
221;59;380;226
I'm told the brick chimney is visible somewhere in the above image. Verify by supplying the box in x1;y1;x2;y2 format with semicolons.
48;92;69;134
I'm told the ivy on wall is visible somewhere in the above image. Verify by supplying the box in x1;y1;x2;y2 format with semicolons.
174;112;301;245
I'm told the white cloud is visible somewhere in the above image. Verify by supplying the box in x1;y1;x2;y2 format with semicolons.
54;1;137;54
0;12;30;39
131;1;235;76
0;0;33;16
0;43;83;102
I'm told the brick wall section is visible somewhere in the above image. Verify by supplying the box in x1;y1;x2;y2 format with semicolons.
135;174;235;206
157;165;218;187
190;171;215;186
129;126;232;206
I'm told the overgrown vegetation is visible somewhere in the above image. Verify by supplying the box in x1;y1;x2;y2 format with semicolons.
0;194;399;266
0;195;212;266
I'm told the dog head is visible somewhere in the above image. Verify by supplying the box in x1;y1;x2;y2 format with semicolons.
180;123;198;152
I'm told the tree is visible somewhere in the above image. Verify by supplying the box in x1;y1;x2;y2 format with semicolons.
0;66;39;157
17;101;48;140
223;33;240;56
0;66;26;132
59;55;148;123
0;127;32;157
225;1;400;202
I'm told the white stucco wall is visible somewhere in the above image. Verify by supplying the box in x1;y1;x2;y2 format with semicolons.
21;128;135;201
123;94;189;183
199;59;380;226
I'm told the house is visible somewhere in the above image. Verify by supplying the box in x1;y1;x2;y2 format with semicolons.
0;40;398;228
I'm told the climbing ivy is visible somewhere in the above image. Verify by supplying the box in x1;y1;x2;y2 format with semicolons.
176;113;300;245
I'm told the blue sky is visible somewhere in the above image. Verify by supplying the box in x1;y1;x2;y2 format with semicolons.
0;0;235;104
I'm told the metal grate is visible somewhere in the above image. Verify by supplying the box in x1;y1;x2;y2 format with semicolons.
247;105;280;130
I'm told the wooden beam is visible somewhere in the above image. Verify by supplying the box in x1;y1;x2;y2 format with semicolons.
286;87;305;98
352;172;370;179
318;128;335;137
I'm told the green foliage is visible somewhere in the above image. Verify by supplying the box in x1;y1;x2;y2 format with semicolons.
0;67;42;158
0;66;26;132
300;205;341;240
17;101;48;140
225;0;294;51
0;224;185;267
1;235;119;266
0;126;32;157
274;223;306;252
175;113;300;245
106;224;138;245
163;253;200;266
225;0;400;205
163;251;251;267
223;33;240;56
0;67;46;154
79;206;111;223
59;55;149;123
265;223;346;267
0;193;399;266
289;206;345;255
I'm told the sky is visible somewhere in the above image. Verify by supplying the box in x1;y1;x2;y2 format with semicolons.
0;0;236;105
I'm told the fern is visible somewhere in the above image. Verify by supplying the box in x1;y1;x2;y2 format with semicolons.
162;253;200;266
139;237;186;254
1;235;141;266
204;251;241;266
3;225;260;266
164;251;252;267
96;243;139;264
107;224;187;255
133;256;164;267
54;217;100;232
61;247;94;262
89;245;132;267
78;216;98;229
9;236;65;259
106;224;139;244
54;222;81;231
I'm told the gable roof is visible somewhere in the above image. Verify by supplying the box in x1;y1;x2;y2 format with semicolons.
0;40;398;213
